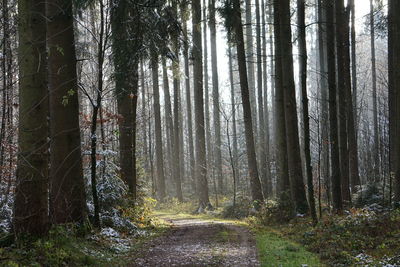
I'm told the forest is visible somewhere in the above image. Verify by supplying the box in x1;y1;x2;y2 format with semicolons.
0;0;399;266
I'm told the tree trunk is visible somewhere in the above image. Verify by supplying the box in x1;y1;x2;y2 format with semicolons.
233;0;264;206
318;0;331;204
209;0;223;194
172;2;183;201
325;0;343;212
278;0;309;214
273;0;291;204
370;0;380;182
228;34;239;199
193;0;211;210
245;0;258;137
335;0;351;204
182;1;196;193
389;0;400;203
255;0;267;199
14;0;49;235
162;58;173;188
111;0;137;196
47;0;87;223
297;0;317;222
151;50;166;201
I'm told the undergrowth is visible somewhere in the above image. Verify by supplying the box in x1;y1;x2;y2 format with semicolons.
0;197;168;266
251;202;400;266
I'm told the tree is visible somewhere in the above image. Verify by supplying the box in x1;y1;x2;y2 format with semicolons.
389;0;400;203
47;0;87;223
261;0;272;198
172;1;183;202
277;0;308;214
255;0;267;198
232;0;264;206
335;0;351;203
111;0;138;198
273;0;291;205
209;0;223;194
193;0;211;210
347;0;361;193
181;0;196;192
370;0;380;182
14;0;48;234
151;49;167;201
245;0;257;136
325;0;343;212
297;0;317;222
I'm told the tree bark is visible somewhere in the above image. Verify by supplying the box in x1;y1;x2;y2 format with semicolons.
325;0;343;212
233;0;264;206
389;0;400;203
47;0;87;223
151;50;166;201
278;0;308;214
273;0;291;203
370;0;380;182
193;0;211;210
335;0;351;204
182;1;196;193
255;0;267;199
209;0;223;194
14;0;49;234
297;0;317;222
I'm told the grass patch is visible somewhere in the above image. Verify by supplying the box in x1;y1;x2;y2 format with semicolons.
255;227;324;267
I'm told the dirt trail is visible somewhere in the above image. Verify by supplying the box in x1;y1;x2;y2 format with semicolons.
130;216;260;267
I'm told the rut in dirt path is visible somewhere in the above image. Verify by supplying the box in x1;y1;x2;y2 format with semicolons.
129;217;260;267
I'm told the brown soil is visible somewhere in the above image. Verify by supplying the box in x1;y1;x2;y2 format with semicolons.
129;217;260;267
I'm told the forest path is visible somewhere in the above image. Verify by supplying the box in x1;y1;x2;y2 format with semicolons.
129;212;260;267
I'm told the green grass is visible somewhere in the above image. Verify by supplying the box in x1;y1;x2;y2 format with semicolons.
255;228;324;267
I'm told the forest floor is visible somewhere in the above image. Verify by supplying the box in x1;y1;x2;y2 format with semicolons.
127;210;323;267
128;212;260;266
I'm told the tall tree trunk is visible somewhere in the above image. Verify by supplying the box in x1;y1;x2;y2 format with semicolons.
298;0;317;221
14;0;48;235
325;0;343;212
151;51;166;201
273;0;291;204
209;0;223;194
261;0;272;197
88;0;107;227
245;0;258;136
233;0;264;206
228;34;239;198
348;0;361;192
278;0;309;214
318;0;331;203
111;0;137;195
162;58;173;188
47;0;86;223
255;0;267;199
193;0;211;210
172;2;183;201
335;0;351;204
182;1;196;192
370;0;380;182
389;0;400;203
